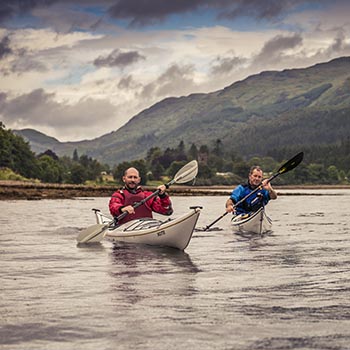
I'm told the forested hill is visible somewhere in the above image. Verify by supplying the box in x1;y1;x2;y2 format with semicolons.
15;56;350;165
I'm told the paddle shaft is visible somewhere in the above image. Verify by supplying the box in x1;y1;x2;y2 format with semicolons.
116;189;161;221
116;177;178;221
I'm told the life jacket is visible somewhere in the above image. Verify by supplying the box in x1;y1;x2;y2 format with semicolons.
117;188;153;224
236;183;267;214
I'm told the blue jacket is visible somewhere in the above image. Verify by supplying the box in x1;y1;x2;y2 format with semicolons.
230;183;270;214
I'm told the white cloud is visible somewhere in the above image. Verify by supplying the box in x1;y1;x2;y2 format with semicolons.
1;2;350;141
0;89;119;140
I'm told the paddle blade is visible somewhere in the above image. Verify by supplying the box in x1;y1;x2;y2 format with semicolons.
277;152;304;175
173;160;198;184
76;224;108;243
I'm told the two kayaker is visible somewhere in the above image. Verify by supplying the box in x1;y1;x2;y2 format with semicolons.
109;167;173;224
225;166;277;215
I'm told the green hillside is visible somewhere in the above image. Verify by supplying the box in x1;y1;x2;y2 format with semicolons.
14;57;350;165
13;128;61;154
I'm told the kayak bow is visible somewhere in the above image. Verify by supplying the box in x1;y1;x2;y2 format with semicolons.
231;207;272;235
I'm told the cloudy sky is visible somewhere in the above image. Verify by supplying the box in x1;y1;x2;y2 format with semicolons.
1;0;350;141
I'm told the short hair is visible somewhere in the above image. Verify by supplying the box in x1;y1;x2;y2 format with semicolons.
249;166;263;175
124;167;139;176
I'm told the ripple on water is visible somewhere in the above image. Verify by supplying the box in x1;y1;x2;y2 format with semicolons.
1;194;350;350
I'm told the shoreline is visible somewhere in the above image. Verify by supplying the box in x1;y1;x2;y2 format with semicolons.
1;180;349;200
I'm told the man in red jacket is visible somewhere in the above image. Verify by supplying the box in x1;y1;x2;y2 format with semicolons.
109;167;173;224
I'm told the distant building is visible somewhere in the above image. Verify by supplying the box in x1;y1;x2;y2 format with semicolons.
216;172;234;177
100;171;114;182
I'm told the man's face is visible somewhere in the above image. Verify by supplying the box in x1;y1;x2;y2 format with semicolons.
249;169;263;188
123;169;140;189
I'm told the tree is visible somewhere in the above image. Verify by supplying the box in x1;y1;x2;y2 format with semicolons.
212;139;223;157
146;147;162;164
73;149;79;162
152;162;164;181
198;163;214;179
38;149;59;160
37;155;62;183
198;145;209;164
70;163;86;184
167;160;188;179
175;140;187;161
232;160;250;179
0;123;38;179
307;163;328;184
282;163;309;185
248;156;277;173
327;165;339;184
162;147;177;168
188;143;198;160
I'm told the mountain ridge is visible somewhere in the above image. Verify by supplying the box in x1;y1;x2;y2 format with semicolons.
14;56;350;165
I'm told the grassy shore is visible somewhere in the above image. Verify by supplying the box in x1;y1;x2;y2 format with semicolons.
1;180;349;200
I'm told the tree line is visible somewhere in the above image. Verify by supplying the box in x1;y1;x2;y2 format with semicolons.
0;123;104;184
1;122;349;185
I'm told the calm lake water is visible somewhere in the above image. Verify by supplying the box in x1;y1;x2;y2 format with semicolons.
1;190;350;350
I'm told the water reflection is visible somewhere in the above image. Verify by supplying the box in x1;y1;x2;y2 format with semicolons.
233;230;273;241
75;241;107;251
105;246;203;346
110;243;200;274
1;193;350;350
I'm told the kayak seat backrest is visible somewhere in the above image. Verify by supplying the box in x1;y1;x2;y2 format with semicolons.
122;218;163;231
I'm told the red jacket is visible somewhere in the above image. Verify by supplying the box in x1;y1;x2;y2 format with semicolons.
109;186;173;224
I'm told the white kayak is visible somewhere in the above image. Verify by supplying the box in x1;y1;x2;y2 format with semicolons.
93;206;201;250
231;207;272;235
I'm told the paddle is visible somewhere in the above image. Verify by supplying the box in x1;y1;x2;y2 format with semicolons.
76;160;198;244
199;152;304;231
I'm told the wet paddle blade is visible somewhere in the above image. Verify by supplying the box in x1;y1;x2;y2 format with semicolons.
277;152;304;175
173;160;198;184
76;223;108;243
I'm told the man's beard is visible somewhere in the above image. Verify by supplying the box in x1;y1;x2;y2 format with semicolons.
125;183;137;192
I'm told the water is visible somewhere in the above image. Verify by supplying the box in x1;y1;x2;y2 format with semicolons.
1;190;350;350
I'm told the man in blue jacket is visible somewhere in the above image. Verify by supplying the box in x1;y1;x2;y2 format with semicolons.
225;166;277;215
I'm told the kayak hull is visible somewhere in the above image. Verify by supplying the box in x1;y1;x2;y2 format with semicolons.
231;207;272;235
94;207;201;250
